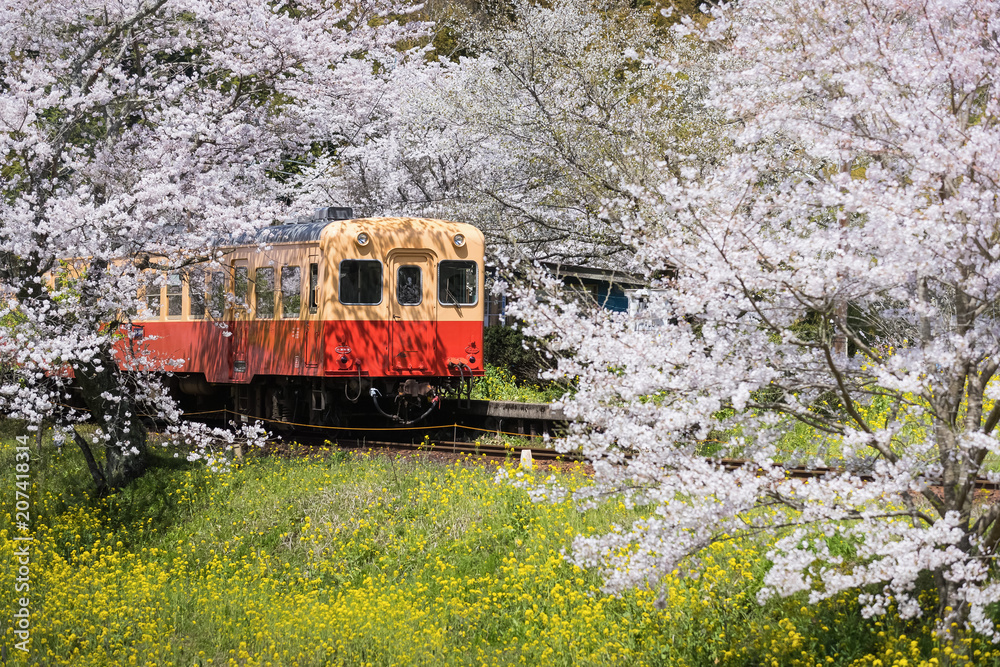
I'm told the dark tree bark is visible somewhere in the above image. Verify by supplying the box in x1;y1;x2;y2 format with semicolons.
74;357;149;491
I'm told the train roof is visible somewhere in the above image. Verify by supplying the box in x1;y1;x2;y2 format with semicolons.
226;220;331;245
223;217;479;246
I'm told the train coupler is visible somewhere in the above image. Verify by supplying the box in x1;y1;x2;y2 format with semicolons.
398;379;434;397
370;387;440;425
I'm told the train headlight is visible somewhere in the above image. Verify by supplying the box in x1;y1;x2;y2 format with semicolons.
356;232;370;246
453;233;466;247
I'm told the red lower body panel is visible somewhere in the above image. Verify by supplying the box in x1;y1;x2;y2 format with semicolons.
324;319;482;378
119;319;483;383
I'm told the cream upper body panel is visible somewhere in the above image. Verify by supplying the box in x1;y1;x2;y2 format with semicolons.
318;217;485;323
135;216;485;323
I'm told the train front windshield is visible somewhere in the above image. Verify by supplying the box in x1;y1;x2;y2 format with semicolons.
340;260;383;305
439;261;477;306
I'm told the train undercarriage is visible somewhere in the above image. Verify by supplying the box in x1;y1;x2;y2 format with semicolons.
173;373;474;428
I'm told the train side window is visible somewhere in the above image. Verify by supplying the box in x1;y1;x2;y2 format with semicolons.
188;269;206;319
281;266;301;318
143;272;162;318
339;260;382;305
208;272;225;318
438;261;478;306
233;265;249;309
309;263;318;313
397;266;422;306
255;267;275;319
166;273;183;318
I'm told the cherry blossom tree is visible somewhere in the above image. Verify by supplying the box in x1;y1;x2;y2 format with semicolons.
0;0;425;491
510;0;1000;637
302;0;718;266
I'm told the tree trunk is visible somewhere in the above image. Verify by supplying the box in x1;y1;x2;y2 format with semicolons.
935;572;969;634
73;429;108;497
74;354;149;490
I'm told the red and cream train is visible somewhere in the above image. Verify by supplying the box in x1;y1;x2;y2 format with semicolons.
131;208;485;425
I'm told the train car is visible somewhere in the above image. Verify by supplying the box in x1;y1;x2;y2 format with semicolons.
130;209;485;425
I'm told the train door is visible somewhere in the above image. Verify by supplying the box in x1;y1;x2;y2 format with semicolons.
228;259;250;380
388;251;436;372
303;249;322;370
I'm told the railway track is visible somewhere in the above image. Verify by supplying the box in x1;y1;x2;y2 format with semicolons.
182;398;566;445
262;436;1000;492
264;436;1000;492
275;436;577;463
183;400;1000;491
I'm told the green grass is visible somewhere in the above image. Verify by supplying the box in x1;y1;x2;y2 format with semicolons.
1;422;998;666
472;363;566;403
